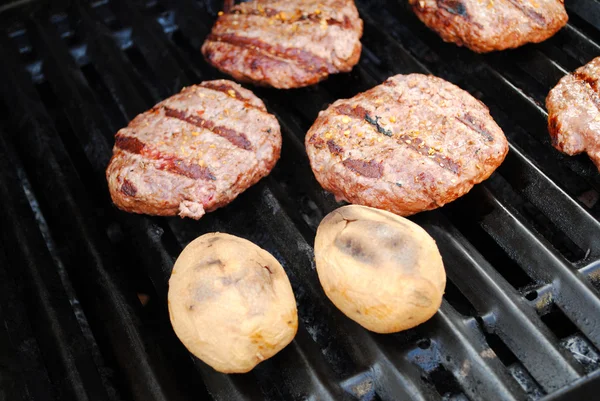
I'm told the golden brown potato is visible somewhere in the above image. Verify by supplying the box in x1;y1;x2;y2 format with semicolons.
168;233;298;373
314;205;446;333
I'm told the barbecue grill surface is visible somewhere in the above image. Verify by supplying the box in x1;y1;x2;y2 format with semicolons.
1;0;600;400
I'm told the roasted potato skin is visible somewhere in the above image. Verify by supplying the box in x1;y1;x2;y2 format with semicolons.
314;205;446;333
168;233;298;373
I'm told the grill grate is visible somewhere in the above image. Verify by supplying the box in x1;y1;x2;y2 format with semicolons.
2;0;600;400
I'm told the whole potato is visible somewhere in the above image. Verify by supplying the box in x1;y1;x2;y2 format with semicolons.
168;233;298;373
314;205;446;333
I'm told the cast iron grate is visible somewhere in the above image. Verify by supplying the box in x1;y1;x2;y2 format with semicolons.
1;0;600;400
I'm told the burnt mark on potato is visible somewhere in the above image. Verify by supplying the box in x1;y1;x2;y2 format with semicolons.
163;106;253;150
327;140;344;155
121;179;137;196
456;114;495;142
196;258;225;271
408;290;433;308
342;159;384;178
263;265;273;275
437;0;467;16
335;235;375;264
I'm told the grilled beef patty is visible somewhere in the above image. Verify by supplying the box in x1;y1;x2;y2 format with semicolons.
410;0;567;53
547;57;600;171
305;74;508;216
106;80;281;219
201;0;363;89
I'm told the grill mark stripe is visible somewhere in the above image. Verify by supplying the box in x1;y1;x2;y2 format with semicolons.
505;0;546;25
342;159;383;178
455;114;495;142
115;135;216;180
327;139;344;155
121;179;137;196
199;82;267;113
207;33;333;74
228;7;353;29
162;106;253;151
433;0;485;29
573;71;600;111
334;105;461;174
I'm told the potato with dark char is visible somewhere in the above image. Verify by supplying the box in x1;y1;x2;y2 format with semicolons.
314;205;446;333
168;233;298;373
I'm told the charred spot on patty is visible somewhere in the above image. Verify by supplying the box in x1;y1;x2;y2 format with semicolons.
121;179;138;196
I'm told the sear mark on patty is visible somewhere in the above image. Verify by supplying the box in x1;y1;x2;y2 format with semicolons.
456;113;495;142
115;134;216;181
163;106;253;150
229;6;353;28
334;104;460;174
342;158;383;178
396;134;461;174
437;0;468;16
121;179;137;196
206;33;334;74
116;135;145;153
199;81;265;112
505;0;546;25
574;71;600;93
365;113;393;137
573;71;600;111
335;104;393;136
327;140;344;155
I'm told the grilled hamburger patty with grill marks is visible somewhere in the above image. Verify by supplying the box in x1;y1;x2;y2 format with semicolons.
201;0;363;89
106;80;281;219
410;0;568;53
547;57;600;171
305;74;508;216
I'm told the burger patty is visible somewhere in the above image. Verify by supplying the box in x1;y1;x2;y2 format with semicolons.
106;80;281;219
305;74;508;216
547;57;600;171
201;0;363;89
410;0;568;53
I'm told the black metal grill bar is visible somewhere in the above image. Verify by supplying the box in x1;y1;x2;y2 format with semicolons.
424;215;583;392
0;31;193;401
0;129;100;401
468;187;600;344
